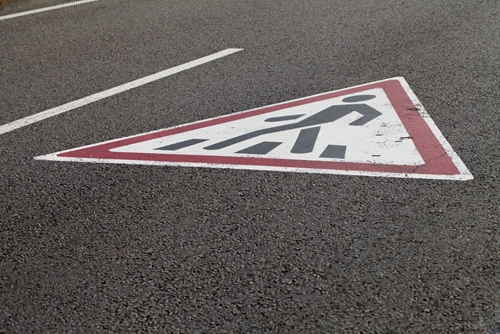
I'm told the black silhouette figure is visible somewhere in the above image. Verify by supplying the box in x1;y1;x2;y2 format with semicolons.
203;95;381;156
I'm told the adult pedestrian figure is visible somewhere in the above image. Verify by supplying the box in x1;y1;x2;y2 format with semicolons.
204;95;381;154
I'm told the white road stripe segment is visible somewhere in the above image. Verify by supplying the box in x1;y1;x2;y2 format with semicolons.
0;48;243;135
0;0;99;20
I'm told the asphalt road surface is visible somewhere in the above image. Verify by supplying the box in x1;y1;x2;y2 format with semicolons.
1;0;499;332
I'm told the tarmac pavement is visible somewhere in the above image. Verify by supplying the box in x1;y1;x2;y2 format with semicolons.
1;0;499;332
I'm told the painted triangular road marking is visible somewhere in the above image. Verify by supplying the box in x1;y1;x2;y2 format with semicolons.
36;77;473;180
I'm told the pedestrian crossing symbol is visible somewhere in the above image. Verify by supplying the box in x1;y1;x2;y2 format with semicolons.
36;77;473;180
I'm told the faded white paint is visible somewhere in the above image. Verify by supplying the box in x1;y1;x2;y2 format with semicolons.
114;88;424;166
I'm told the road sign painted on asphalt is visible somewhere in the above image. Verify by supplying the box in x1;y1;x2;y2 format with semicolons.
36;77;473;180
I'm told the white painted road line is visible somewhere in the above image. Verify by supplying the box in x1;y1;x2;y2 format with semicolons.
0;0;99;21
0;48;243;135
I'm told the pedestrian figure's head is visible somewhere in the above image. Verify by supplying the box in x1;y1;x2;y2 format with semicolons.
342;95;376;103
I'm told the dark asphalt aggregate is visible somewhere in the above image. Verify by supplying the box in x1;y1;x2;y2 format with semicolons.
1;0;499;332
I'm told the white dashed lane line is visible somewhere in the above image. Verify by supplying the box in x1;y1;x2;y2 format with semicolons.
0;48;243;135
0;0;99;21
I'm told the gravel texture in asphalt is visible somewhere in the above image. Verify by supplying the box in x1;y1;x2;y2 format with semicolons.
1;0;499;332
